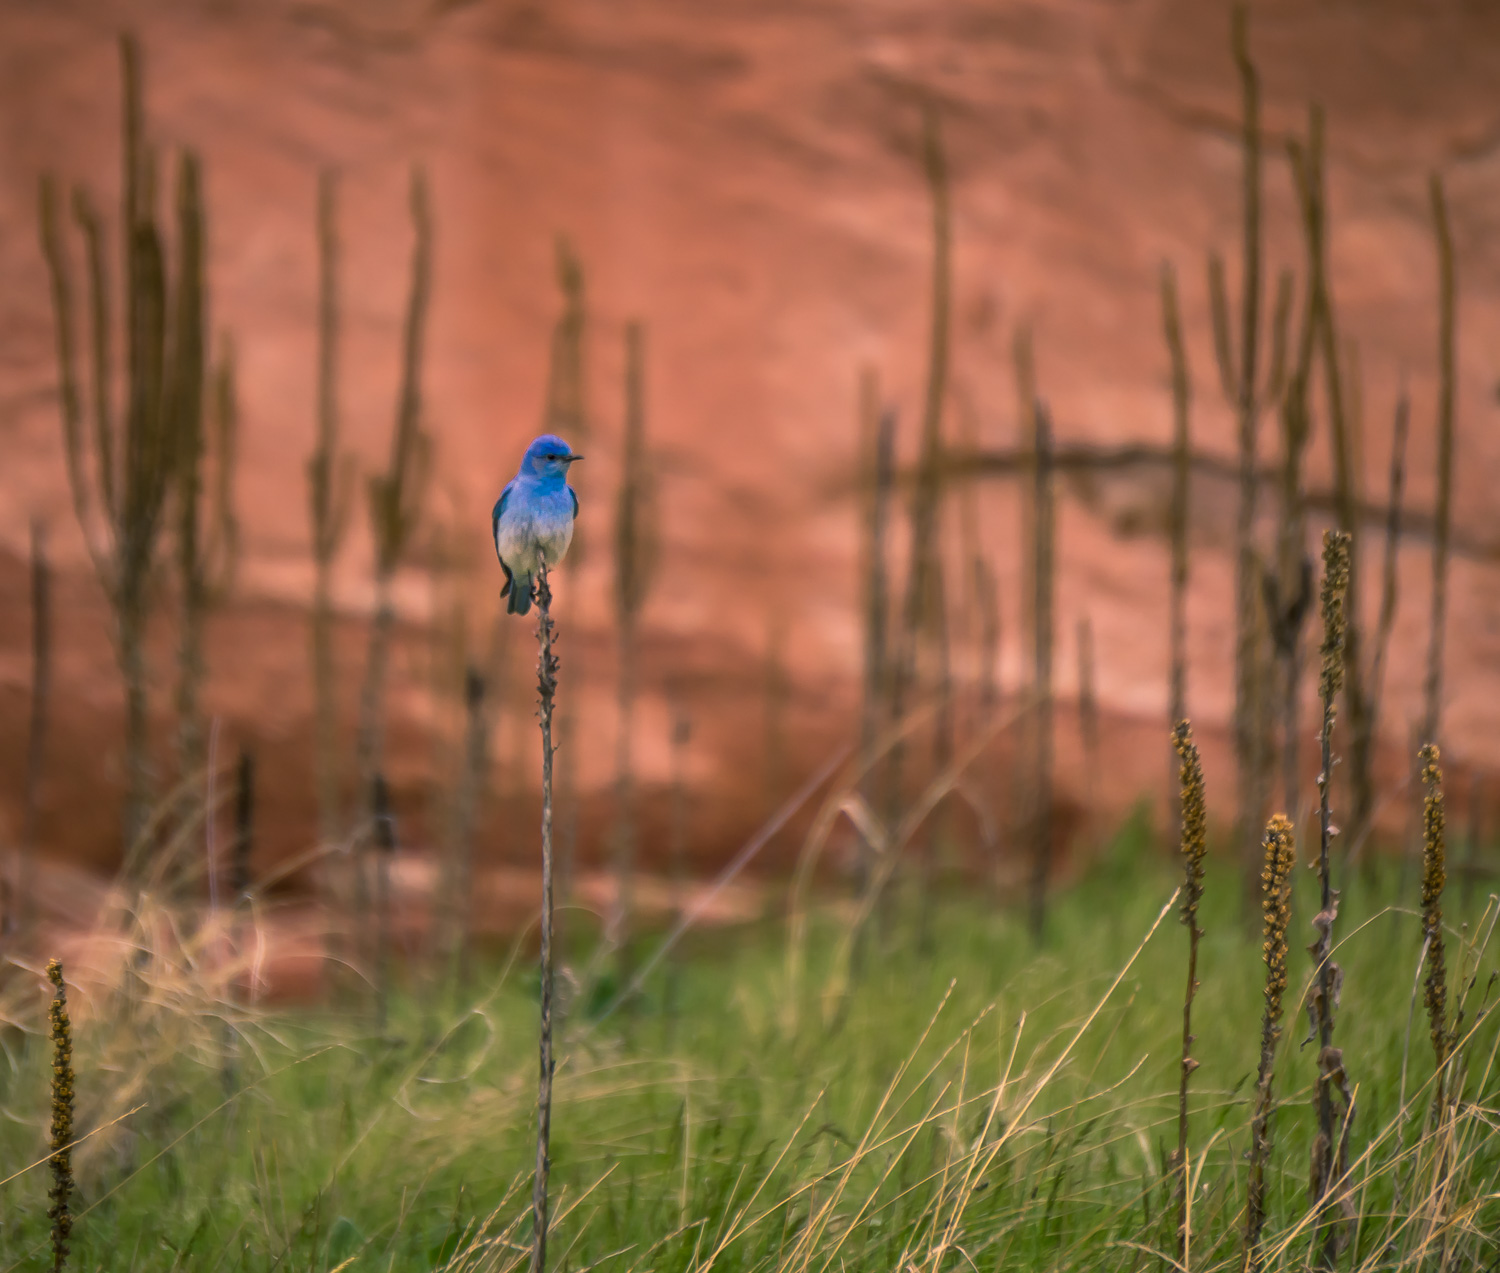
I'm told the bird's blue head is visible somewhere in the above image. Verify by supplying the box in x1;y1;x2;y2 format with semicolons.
520;433;583;483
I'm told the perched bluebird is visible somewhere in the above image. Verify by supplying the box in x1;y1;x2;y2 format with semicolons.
492;433;582;615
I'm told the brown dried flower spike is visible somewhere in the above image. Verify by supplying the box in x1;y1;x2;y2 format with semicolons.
46;959;75;1273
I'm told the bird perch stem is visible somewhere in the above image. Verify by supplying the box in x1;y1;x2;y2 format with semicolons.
532;560;559;1273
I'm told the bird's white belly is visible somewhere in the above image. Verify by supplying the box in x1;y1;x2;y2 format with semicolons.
496;504;575;574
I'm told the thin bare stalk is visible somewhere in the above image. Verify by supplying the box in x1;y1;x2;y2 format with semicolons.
1311;529;1353;1269
353;168;432;984
371;772;397;1034
15;520;51;941
1162;263;1192;814
38;37;182;862
879;100;951;938
1171;720;1207;1268
1424;174;1456;749
531;560;560;1273
544;238;588;913
308;169;355;855
1027;400;1056;945
1243;814;1295;1273
858;385;895;900
1221;2;1267;902
611;321;656;980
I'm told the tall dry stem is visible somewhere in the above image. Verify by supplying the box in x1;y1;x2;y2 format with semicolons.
46;959;75;1273
543;239;589;908
1423;174;1456;749
1243;814;1295;1273
879;99;951;939
1310;529;1353;1269
531;561;561;1273
38;36;197;859
13;520;51;941
857;381;895;899
1161;262;1192;815
307;169;356;854
1027;400;1056;945
1419;743;1451;1099
610;321;657;975
1171;720;1207;1267
352;167;432;977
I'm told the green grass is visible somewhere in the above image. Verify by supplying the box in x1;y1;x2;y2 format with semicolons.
2;817;1497;1272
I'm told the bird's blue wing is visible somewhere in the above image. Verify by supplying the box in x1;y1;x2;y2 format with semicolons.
570;488;579;520
492;483;514;563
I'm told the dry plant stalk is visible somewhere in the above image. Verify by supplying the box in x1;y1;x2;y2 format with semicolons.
543;239;589;907
1366;392;1409;763
956;394;998;728
171;163;239;795
46;959;75;1273
1292;110;1382;872
531;560;561;1273
14;520;51;940
1027;400;1056;944
1171;720;1207;1268
1243;814;1295;1273
307;169;356;853
352;168;432;973
1310;529;1353;1268
1424;175;1456;749
1161;263;1192;803
371;772;397;1033
38;36;204;859
857;379;895;899
1419;743;1452;1098
1208;3;1274;900
1265;140;1319;821
878;100;952;938
611;321;658;973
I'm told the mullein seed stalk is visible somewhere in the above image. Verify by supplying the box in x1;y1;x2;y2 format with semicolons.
1243;814;1295;1273
1420;744;1451;1098
46;959;75;1273
1171;720;1207;1268
1311;529;1353;1268
531;561;561;1273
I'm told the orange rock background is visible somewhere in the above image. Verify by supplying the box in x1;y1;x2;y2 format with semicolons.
2;0;1500;920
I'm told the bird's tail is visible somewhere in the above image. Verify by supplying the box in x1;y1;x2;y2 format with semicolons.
506;573;534;616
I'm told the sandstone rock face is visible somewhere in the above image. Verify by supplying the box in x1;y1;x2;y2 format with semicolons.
1;0;1498;909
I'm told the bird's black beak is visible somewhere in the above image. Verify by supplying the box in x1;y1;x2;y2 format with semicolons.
564;454;584;463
